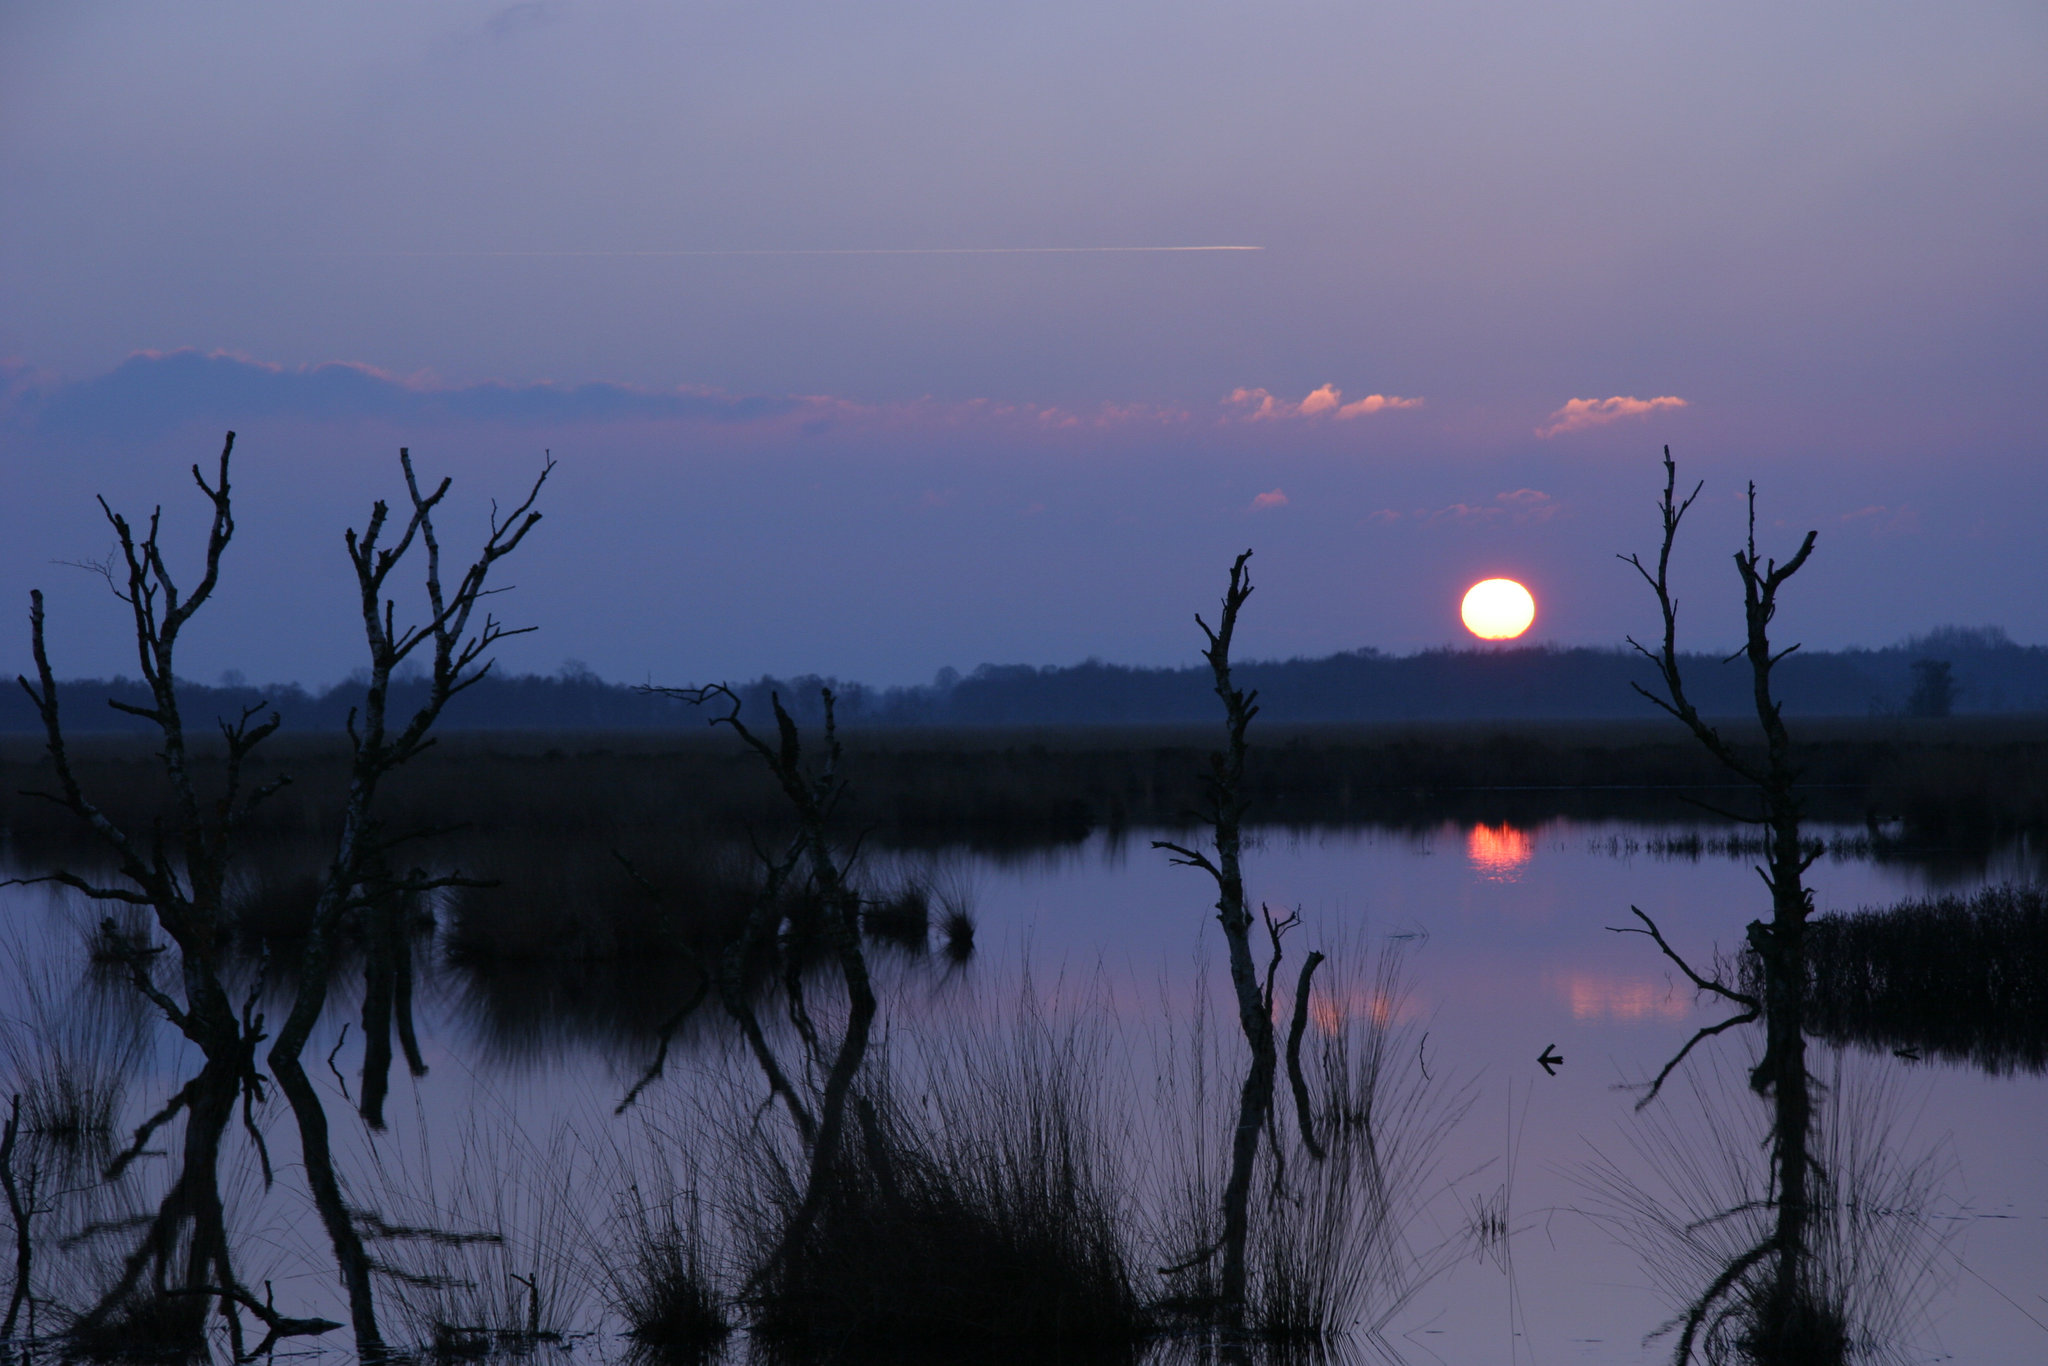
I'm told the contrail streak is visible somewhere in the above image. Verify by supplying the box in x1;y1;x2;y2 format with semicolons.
301;245;1264;258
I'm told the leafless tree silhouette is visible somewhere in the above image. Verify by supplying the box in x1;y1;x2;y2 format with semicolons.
12;434;550;1360
629;683;879;1287
1618;446;1835;1363
1155;549;1325;1327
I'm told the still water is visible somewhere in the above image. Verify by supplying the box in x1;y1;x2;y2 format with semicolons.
3;819;2042;1362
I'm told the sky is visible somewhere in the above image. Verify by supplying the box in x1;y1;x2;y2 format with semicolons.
3;1;2044;688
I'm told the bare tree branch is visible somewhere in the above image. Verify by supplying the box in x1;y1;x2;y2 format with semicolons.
1629;1008;1760;1113
1606;906;1758;1009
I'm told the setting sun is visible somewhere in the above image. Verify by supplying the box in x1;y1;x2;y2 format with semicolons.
1460;578;1536;640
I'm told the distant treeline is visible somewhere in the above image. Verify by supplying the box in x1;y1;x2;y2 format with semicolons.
6;627;2044;733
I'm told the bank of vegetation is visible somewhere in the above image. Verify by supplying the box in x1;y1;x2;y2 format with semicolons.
6;715;2045;862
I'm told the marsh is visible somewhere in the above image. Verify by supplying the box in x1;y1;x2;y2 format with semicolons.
2;789;2039;1363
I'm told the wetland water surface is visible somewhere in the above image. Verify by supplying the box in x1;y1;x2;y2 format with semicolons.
3;818;2042;1363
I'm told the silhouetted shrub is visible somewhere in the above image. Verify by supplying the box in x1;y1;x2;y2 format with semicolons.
939;905;976;964
63;1291;209;1363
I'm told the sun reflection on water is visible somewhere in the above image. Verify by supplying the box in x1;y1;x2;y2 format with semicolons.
1552;972;1692;1020
1466;821;1534;880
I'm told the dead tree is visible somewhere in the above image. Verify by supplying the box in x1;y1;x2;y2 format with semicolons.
265;447;550;1356
1618;447;1826;1361
15;435;278;1110
10;435;302;1350
13;434;549;1361
636;684;879;1281
1154;549;1323;1328
2;1097;31;1344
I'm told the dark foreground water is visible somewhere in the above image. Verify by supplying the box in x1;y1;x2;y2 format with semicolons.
2;819;2043;1363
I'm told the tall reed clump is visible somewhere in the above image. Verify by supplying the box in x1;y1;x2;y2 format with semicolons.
1153;944;1463;1345
602;1184;728;1363
740;996;1145;1359
0;927;151;1174
860;877;934;951
368;1113;598;1359
1581;1048;1955;1366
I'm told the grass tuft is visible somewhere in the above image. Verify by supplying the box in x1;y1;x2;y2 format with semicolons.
938;904;977;963
605;1186;729;1362
61;1291;210;1363
744;1007;1144;1358
1581;1047;1955;1366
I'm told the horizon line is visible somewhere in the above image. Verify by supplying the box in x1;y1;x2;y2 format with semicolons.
17;630;2026;694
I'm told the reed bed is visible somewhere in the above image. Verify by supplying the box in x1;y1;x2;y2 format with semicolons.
0;922;152;1178
1150;945;1466;1345
1798;885;2048;1074
602;1183;729;1363
578;940;1455;1362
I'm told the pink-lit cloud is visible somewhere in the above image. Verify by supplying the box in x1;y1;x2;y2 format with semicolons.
1424;502;1496;526
1496;488;1561;523
1536;394;1688;438
1250;488;1289;510
1335;393;1415;419
1225;387;1287;420
1297;384;1342;417
18;350;1439;450
1224;385;1421;422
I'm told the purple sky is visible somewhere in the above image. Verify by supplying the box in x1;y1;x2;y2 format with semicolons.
4;2;2045;687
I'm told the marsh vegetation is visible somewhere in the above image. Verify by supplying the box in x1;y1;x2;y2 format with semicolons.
0;440;2040;1363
